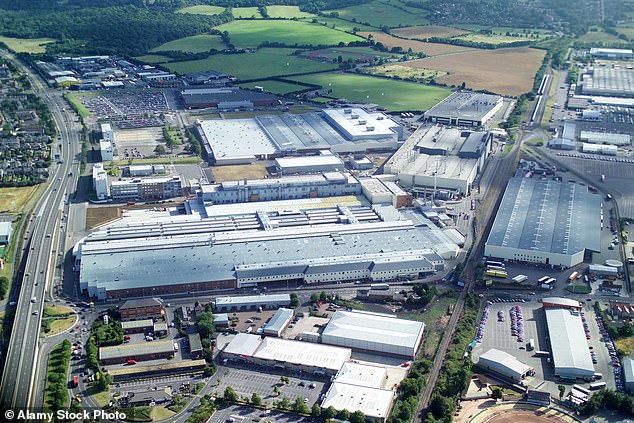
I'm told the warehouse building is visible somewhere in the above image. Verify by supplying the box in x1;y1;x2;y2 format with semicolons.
485;177;602;268
623;358;634;393
423;91;503;127
545;308;595;380
119;298;164;321
99;339;174;364
476;349;534;382
110;175;183;201
582;143;618;155
92;163;109;200
548;138;576;150
321;310;425;358
384;124;492;195
109;359;207;382
542;297;582;310
359;178;413;208
579;131;631;146
321;382;395;422
589;48;634;60
198;172;361;205
213;295;291;312
581;68;634;98
121;319;154;334
263;308;294;337
274;151;345;175
181;87;279;109
76;206;457;300
222;333;352;375
0;221;13;246
196;109;402;165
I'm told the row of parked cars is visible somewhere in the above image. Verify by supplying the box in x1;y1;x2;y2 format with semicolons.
510;305;524;343
595;313;624;392
475;303;491;342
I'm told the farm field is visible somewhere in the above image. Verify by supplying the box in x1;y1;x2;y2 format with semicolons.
360;31;476;56
217;20;363;48
0;36;55;53
133;54;171;64
151;34;226;53
402;47;546;96
363;64;448;83
231;7;262;18
301;46;397;62
163;48;337;80
176;5;226;15
456;33;536;45
616;25;634;40
392;25;469;39
238;80;308;94
578;30;624;43
301;16;376;32
326;0;428;28
288;72;452;111
266;5;314;18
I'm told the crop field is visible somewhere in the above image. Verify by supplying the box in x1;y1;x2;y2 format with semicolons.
217;20;363;48
176;5;226;15
301;16;376;32
301;46;396;62
327;0;428;28
231;7;262;18
151;34;226;53
578;30;624;43
237;80;308;94
0;36;55;53
456;33;537;45
288;72;452;111
266;5;314;18
363;64;448;83
616;25;634;39
360;31;476;56
133;54;171;64
402;47;546;96
163;48;337;80
392;25;469;39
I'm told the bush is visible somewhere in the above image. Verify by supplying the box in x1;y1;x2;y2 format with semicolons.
0;276;8;300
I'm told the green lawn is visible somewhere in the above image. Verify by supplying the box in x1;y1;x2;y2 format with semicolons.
289;72;452;111
163;48;337;80
0;36;55;53
151;34;226;53
176;5;226;15
232;7;262;19
238;80;308;94
300;16;376;32
63;93;90;119
134;54;171;64
266;5;314;18
326;0;429;28
217;20;363;48
301;46;397;61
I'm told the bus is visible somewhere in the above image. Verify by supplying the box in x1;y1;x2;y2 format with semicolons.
537;276;550;284
573;385;591;395
370;283;390;291
72;375;79;388
487;265;506;272
589;382;607;390
568;271;579;282
485;260;504;268
545;277;556;285
485;270;508;278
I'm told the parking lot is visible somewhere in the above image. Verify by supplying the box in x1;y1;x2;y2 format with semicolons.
473;300;617;397
209;404;316;423
215;365;327;406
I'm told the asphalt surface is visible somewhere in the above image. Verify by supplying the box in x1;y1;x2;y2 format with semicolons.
0;49;81;411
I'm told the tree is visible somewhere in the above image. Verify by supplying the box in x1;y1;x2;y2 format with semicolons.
154;144;166;155
251;392;262;406
290;293;300;308
336;409;350;421
350;410;365;423
280;376;289;384
491;386;503;400
558;385;566;400
224;386;238;402
273;386;280;396
322;406;337;419
310;293;319;303
0;276;9;300
293;397;309;414
311;403;321;418
278;396;291;410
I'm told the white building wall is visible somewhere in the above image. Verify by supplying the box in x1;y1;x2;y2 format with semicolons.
484;244;583;268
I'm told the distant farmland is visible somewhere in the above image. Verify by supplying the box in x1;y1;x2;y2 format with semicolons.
217;20;363;48
326;0;429;28
403;47;546;96
392;25;470;39
360;32;475;56
288;72;452;111
151;34;226;53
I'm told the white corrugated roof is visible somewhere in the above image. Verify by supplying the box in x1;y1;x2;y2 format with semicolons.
545;308;594;377
321;382;394;419
222;333;263;357
479;349;532;378
253;336;351;371
334;362;387;389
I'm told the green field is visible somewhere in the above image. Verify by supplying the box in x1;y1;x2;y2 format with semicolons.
456;33;537;45
238;80;308;94
176;5;226;15
133;54;171;64
266;5;314;19
0;36;55;53
288;72;452;111
301;16;376;32
217;20;363;48
164;48;337;80
302;46;397;61
63;93;90;119
326;0;428;28
578;30;624;43
232;7;262;19
151;34;226;53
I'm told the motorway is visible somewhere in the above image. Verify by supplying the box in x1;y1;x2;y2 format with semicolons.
0;50;81;411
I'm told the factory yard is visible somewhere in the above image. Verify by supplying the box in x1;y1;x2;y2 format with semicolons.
402;47;546;96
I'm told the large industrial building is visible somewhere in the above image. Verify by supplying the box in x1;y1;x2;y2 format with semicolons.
485;177;602;268
476;349;534;382
75;205;457;300
181;87;279;109
196;108;403;165
321;310;425;358
581;68;634;98
222;333;352;375
384;124;492;195
545;308;595;380
110;175;183;201
99;339;175;364
213;294;291;313
423;91;503;127
579;131;631;146
321;382;395;422
274;151;345;175
589;48;634;60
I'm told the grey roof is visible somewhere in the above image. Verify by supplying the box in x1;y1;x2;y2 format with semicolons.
215;294;290;307
459;132;488;156
121;319;153;329
264;308;294;334
478;349;532;378
182;87;277;105
545;308;595;377
623;358;634;383
424;91;502;121
486;177;601;256
0;221;12;236
120;298;163;310
99;339;174;360
188;333;203;352
223;333;263;356
236;265;307;279
128;388;171;403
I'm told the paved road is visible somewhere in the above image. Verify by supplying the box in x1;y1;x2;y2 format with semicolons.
0;49;81;411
